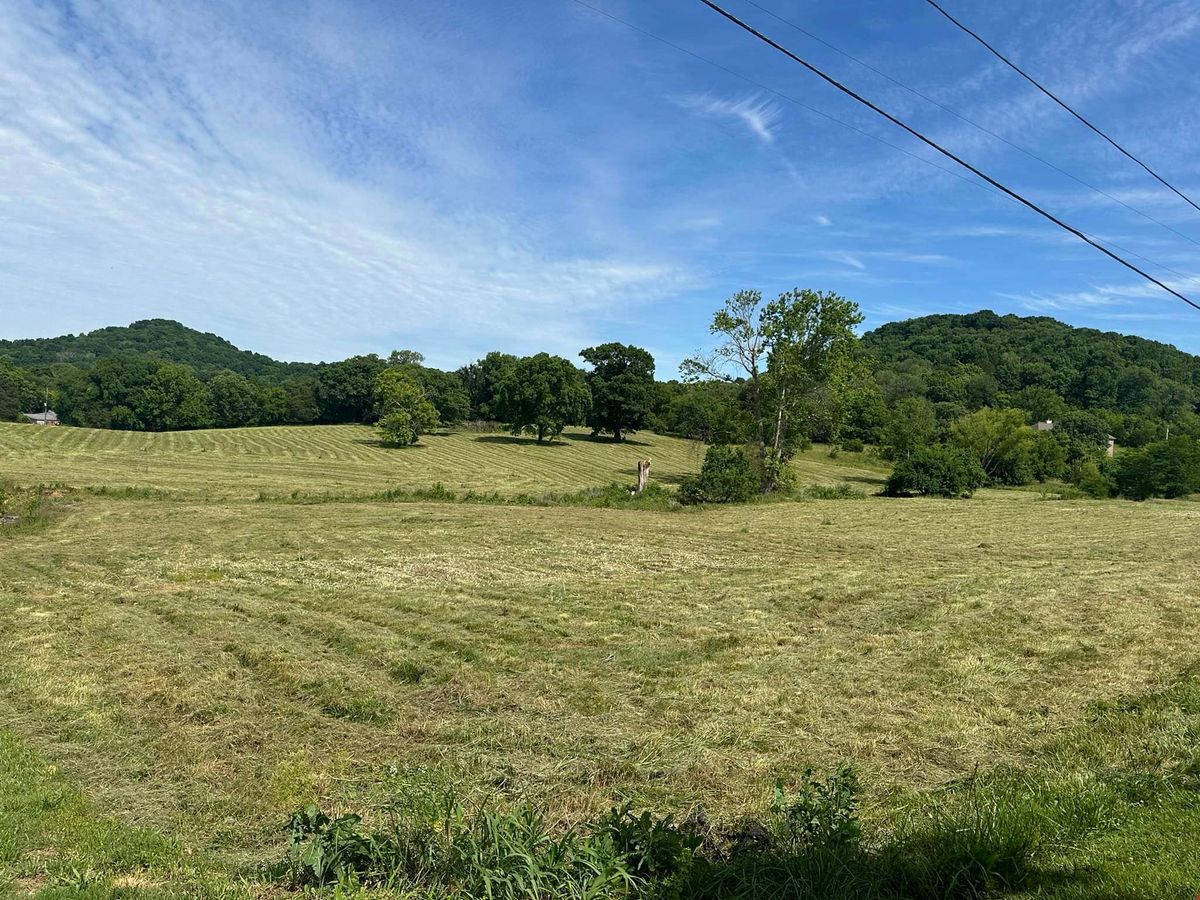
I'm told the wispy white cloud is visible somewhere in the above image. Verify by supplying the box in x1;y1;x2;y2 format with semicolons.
0;0;695;366
674;93;783;144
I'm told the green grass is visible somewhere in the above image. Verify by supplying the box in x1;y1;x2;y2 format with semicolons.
0;423;886;501
1;423;1198;896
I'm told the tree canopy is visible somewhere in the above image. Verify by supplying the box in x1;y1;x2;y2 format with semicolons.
580;342;656;442
495;354;591;443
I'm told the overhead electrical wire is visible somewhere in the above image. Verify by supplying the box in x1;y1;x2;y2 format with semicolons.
693;0;1200;312
925;0;1200;216
569;0;996;196
740;0;1200;248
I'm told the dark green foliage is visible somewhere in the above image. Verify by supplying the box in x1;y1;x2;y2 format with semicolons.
317;354;386;423
0;358;41;421
0;318;310;380
580;342;657;441
802;483;866;500
1110;435;1200;499
772;768;861;850
207;370;262;428
881;396;936;460
285;805;378;886
388;360;471;425
597;804;700;881
864;311;1200;453
375;370;440;446
840;438;865;453
884;446;987;498
457;351;519;421
652;380;748;444
494;353;591;443
679;445;759;504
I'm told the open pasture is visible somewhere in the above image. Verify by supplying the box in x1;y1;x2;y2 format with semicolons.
2;424;1199;896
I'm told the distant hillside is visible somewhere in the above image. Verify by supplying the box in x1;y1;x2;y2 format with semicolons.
863;310;1200;417
0;319;312;380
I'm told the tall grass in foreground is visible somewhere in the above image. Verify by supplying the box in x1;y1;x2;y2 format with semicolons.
278;744;1200;899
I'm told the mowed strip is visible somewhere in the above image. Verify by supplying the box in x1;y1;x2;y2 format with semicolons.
0;423;885;499
1;490;1196;856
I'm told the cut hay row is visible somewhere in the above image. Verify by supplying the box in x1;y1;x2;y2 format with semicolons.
0;423;879;499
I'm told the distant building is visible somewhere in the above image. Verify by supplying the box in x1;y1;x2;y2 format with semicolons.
22;409;59;425
1033;420;1055;431
1106;434;1116;458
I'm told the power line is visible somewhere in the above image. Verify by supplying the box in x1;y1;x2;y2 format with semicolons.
693;0;1200;312
740;0;1200;249
569;0;994;196
570;0;1194;289
925;0;1200;216
576;1;1199;289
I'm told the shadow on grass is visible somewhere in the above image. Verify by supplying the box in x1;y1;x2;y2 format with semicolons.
559;432;654;448
350;438;428;449
472;434;569;447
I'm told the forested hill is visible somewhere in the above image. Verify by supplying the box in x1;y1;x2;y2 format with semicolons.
0;319;311;381
863;310;1200;419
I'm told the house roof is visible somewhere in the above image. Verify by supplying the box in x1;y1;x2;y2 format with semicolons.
22;410;58;423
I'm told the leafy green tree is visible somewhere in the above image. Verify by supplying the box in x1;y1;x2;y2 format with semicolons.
1028;430;1068;482
281;378;321;424
679;445;759;504
685;288;863;490
682;290;769;450
387;349;425;367
1011;385;1067;424
495;354;590;443
375;369;439;446
1111;436;1200;499
949;407;1034;485
884;446;986;498
580;342;656;442
317;355;386;423
0;359;40;421
457;352;518;420
653;381;747;444
208;370;262;428
761;289;863;464
137;363;211;431
881;396;936;460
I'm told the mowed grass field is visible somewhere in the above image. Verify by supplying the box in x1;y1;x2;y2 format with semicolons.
2;422;1199;897
0;423;888;500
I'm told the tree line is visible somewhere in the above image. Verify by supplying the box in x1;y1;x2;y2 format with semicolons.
3;301;1199;499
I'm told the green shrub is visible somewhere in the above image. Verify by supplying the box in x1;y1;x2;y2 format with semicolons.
803;483;866;500
1110;435;1200;500
840;438;865;453
679;445;759;504
884;446;986;498
1071;459;1111;498
771;767;861;850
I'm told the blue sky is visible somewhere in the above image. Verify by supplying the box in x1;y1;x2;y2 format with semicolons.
2;0;1200;373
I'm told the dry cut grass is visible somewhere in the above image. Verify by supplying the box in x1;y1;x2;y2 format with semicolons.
2;473;1197;862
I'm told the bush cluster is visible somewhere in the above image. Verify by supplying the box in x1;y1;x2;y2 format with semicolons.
679;445;760;504
883;446;986;498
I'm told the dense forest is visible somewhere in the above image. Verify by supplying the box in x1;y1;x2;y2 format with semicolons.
3;306;1199;499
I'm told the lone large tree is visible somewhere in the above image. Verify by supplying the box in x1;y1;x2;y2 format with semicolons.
579;342;656;442
684;288;863;490
496;353;591;443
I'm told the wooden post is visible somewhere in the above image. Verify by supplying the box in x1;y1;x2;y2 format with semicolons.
636;458;651;493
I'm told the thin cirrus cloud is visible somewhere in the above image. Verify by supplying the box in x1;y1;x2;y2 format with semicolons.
673;93;783;144
0;1;694;367
2;0;1200;365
